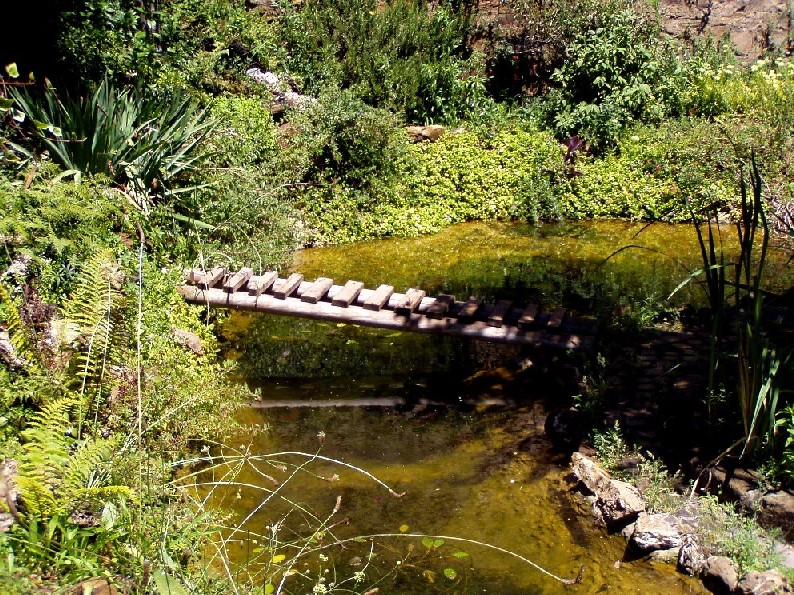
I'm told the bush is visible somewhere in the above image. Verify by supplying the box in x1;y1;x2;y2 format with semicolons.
281;0;485;123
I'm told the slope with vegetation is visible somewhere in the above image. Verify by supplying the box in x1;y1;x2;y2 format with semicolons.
0;0;792;591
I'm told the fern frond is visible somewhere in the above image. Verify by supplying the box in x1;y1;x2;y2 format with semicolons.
61;251;128;394
0;283;37;370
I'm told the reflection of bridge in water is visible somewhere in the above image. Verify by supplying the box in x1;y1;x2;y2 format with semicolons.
178;267;597;350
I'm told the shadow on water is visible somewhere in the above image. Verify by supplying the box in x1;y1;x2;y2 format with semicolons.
205;220;793;593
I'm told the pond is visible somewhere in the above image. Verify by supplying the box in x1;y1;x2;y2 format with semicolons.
210;220;792;593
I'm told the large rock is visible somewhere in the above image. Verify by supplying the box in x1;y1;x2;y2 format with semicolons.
630;512;683;552
736;570;791;595
571;452;645;527
678;535;706;576
701;556;739;595
758;491;794;542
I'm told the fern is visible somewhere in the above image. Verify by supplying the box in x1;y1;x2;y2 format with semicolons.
16;397;135;521
0;283;37;371
60;251;127;400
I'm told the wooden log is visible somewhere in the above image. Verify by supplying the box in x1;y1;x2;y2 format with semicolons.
518;303;539;329
198;266;226;289
363;284;394;311
426;294;455;319
224;268;253;293
487;300;513;328
457;297;483;320
273;273;304;299
547;307;566;328
301;277;334;304
395;288;426;315
248;271;278;296
332;280;365;307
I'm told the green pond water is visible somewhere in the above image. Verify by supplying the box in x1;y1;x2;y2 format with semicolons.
214;220;792;593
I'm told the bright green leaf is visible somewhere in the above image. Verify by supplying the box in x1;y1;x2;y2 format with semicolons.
399;524;409;533
0;97;13;111
422;537;434;549
264;584;275;594
152;570;189;595
5;63;19;78
100;502;118;530
432;539;445;549
444;567;457;580
271;554;286;564
452;551;469;558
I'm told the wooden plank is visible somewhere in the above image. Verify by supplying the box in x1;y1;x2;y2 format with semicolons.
487;300;513;328
332;280;365;308
248;271;278;296
198;266;226;289
395;288;426;315
224;267;253;293
518;303;539;329
547;307;566;328
185;268;203;284
273;273;304;299
426;294;455;319
301;277;334;304
363;284;394;311
457;297;483;320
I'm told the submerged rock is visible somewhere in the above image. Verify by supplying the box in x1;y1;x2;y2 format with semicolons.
630;512;683;552
571;452;645;527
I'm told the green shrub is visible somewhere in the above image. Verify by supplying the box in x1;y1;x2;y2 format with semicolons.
281;0;484;123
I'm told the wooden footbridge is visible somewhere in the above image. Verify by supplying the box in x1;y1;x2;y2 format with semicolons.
178;268;597;350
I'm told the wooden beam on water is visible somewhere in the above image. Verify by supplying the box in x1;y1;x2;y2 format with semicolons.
177;285;594;349
273;273;303;299
363;284;394;311
224;268;253;293
301;277;334;304
332;280;365;307
248;271;279;296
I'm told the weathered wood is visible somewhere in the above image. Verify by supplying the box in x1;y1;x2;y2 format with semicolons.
273;273;304;299
487;300;513;328
363;284;394;311
458;297;483;320
395;288;426;316
198;266;226;289
224;268;253;293
547;307;566;328
332;280;364;308
518;303;539;329
301;277;334;304
248;271;278;296
426;294;455;319
185;268;203;284
177;285;595;349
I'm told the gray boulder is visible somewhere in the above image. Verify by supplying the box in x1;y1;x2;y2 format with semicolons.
701;556;739;594
630;512;683;552
571;452;645;527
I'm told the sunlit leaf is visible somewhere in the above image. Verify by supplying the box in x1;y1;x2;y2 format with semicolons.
432;539;445;549
0;97;13;111
152;570;189;595
100;501;118;530
444;567;457;580
5;63;19;78
271;554;286;563
264;584;275;594
399;524;409;533
422;537;434;549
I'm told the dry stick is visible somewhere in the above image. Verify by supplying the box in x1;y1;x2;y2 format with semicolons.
297;533;582;586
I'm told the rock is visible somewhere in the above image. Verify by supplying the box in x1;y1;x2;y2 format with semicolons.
736;570;791;595
171;328;203;355
701;556;739;595
648;547;680;564
545;407;585;451
774;542;794;570
571;452;645;527
758;491;794;542
630;512;683;552
406;125;446;142
0;459;19;533
678;535;706;576
69;577;119;595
